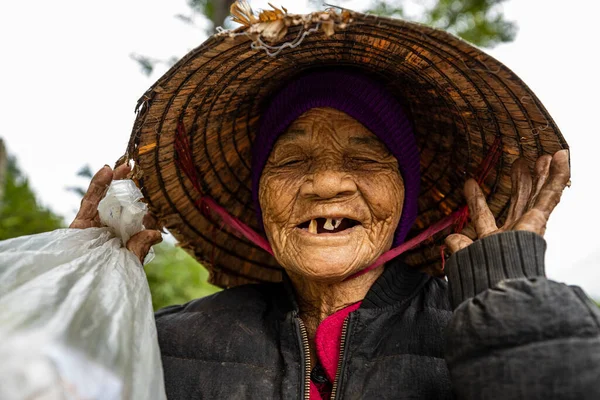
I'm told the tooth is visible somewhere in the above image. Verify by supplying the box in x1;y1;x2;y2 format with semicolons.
324;218;334;231
308;219;318;234
333;218;342;229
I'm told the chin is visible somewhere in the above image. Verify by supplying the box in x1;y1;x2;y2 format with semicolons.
269;225;392;283
285;245;375;283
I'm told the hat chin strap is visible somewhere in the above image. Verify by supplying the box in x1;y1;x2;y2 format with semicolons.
345;207;466;280
174;122;274;256
174;121;502;281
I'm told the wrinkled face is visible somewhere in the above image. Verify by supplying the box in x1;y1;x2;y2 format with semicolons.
259;107;405;282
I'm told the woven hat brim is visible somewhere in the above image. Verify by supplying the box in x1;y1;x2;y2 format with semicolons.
128;13;567;288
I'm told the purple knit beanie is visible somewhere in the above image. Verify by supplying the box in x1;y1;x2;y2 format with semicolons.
252;70;420;246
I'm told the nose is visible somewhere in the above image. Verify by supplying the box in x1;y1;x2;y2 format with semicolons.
300;168;358;200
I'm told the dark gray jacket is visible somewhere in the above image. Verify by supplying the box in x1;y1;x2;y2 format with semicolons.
155;231;600;399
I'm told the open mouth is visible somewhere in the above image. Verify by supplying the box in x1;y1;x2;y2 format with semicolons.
297;217;360;234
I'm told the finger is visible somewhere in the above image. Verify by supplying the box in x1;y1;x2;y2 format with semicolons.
126;230;163;263
113;163;132;180
69;218;101;229
513;209;549;236
445;233;473;254
526;154;552;210
514;150;570;236
530;149;570;219
70;166;112;226
502;158;532;229
465;179;497;238
143;213;159;230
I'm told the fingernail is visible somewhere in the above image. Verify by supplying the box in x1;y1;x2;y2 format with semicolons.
103;164;111;169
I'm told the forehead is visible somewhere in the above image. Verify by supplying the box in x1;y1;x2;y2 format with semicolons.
275;107;383;147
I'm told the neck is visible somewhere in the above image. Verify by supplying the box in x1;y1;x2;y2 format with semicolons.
288;266;384;341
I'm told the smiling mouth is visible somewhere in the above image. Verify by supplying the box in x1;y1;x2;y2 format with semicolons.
297;217;360;234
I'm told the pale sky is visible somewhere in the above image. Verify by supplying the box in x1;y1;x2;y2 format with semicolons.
1;0;599;297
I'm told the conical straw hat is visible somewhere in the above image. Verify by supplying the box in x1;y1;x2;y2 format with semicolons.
125;2;568;288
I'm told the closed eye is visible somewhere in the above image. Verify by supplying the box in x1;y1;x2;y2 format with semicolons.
349;157;379;163
278;158;305;167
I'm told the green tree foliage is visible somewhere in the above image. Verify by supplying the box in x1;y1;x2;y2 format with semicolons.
185;0;235;30
145;243;221;310
413;0;516;47
318;0;516;48
0;155;64;240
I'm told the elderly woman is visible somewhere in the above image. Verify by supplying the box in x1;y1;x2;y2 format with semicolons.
72;3;599;399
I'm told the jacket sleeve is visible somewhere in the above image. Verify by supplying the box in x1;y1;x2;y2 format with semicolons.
444;231;600;400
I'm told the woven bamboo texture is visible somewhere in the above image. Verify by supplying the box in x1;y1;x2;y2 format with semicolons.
127;11;567;288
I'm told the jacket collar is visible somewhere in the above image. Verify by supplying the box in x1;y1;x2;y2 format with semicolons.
361;258;430;308
278;257;430;314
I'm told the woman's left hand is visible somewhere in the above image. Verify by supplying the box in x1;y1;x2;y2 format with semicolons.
70;164;163;263
445;149;570;254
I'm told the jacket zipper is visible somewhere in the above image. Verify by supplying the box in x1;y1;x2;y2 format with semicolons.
297;317;311;400
330;317;350;400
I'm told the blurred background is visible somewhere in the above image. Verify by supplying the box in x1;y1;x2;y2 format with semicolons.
1;0;598;309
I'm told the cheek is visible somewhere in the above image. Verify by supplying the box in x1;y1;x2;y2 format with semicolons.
258;171;301;225
358;169;405;222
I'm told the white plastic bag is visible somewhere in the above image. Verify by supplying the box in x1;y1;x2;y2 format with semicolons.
0;180;166;400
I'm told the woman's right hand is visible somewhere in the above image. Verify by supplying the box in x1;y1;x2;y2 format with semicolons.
445;149;570;254
70;164;162;262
